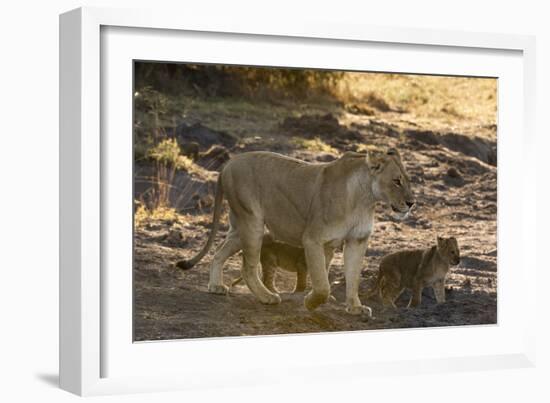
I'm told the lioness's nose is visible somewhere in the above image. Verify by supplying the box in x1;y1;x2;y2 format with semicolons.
406;201;415;209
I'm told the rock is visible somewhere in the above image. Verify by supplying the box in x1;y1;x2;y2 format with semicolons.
447;167;462;178
180;141;200;160
345;103;375;116
165;228;185;244
191;193;215;212
279;113;363;142
443;166;465;187
315;153;337;163
406;129;497;166
417;218;431;229
197;145;230;171
364;93;392;112
173;122;237;149
485;249;497;257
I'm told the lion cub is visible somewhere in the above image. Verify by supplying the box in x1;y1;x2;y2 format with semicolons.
368;237;460;308
232;234;308;293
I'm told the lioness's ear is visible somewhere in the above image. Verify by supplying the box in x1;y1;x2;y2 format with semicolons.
366;151;386;173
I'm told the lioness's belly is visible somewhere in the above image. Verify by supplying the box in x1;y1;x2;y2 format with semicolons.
264;220;304;248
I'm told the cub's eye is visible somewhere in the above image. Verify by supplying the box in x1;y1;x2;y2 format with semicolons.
393;178;402;187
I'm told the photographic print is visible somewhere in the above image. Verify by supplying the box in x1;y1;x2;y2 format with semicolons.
133;62;497;341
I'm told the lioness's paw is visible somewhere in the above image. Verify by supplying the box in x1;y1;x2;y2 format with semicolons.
346;304;373;316
328;295;337;303
208;284;229;295
304;291;329;311
263;292;282;305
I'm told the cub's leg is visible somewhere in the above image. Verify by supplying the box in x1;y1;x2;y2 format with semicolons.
294;263;307;293
323;247;337;302
343;239;371;316
260;252;278;293
240;218;281;305
324;247;334;274
302;237;330;311
208;219;241;295
379;275;401;308
365;272;381;300
408;280;423;308
433;279;446;303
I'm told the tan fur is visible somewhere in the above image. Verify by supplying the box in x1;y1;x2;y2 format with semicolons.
231;234;334;293
176;149;414;314
368;237;460;308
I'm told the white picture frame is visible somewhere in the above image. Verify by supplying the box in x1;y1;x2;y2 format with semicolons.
59;6;537;396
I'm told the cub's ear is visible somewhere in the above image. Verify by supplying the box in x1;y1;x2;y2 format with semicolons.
366;150;386;174
436;236;445;247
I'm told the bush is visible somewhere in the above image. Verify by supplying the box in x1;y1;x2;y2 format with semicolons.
146;138;194;209
134;62;344;100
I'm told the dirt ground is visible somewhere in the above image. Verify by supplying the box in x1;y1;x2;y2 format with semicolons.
133;97;497;341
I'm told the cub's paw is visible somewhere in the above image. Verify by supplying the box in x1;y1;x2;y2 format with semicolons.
208;284;229;295
346;304;373;317
327;295;337;303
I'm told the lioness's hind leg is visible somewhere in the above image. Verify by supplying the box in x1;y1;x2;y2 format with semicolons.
208;227;241;295
240;219;281;305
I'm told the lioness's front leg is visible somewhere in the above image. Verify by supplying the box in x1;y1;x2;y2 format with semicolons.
302;238;330;311
343;239;372;316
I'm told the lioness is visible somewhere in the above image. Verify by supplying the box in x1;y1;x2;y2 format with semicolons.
368;236;460;308
177;149;414;314
231;233;334;293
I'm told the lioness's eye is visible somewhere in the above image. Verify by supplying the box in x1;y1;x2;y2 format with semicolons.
393;178;402;187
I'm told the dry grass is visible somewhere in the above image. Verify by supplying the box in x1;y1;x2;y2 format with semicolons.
336;72;497;129
291;137;339;154
134;204;184;227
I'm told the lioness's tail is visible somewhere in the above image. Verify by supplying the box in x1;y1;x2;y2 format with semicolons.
176;174;224;270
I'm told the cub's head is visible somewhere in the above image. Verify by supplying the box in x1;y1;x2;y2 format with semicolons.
437;236;460;265
367;148;415;220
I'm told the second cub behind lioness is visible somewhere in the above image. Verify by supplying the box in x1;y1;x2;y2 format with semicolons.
368;237;460;308
232;234;333;293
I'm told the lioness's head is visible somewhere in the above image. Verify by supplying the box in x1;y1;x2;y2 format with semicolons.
367;148;415;219
437;236;460;265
